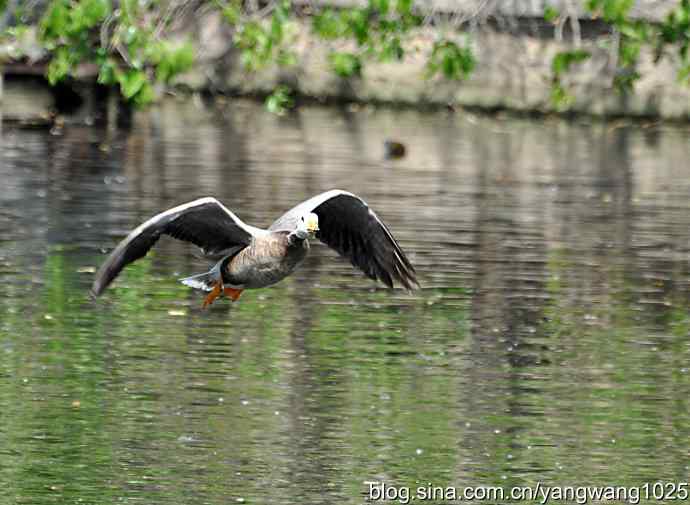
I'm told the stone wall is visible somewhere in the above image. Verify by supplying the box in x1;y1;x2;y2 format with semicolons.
3;1;690;119
179;3;690;119
296;0;677;22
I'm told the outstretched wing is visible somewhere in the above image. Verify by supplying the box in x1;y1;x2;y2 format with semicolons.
91;197;262;297
270;190;418;289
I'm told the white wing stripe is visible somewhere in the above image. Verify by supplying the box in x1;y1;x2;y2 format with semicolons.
124;197;264;243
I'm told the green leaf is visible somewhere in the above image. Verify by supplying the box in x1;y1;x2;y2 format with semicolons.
396;0;412;16
118;69;147;99
369;0;389;15
550;81;574;108
120;0;138;21
551;49;590;76
133;80;155;106
586;0;603;11
97;58;118;85
329;51;362;78
426;40;476;80
265;85;294;115
602;0;634;24
343;9;371;46
70;0;110;33
544;6;560;23
220;1;241;25
270;1;288;44
613;69;640;93
277;49;297;67
379;36;404;61
312;9;346;40
46;45;73;84
234;20;274;70
153;41;194;83
40;0;71;41
678;63;690;85
619;39;640;67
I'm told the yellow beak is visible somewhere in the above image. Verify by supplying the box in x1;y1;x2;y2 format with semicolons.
306;216;319;233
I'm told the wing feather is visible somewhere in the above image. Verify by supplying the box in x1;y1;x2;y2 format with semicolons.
91;197;258;297
271;190;418;289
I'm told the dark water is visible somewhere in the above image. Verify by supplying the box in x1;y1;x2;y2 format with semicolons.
1;99;689;504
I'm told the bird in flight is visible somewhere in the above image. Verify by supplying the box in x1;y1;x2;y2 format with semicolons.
91;190;419;307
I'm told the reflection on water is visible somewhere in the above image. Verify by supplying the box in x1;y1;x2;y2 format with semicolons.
1;99;689;504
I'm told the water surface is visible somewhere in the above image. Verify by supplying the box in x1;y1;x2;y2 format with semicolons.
1;100;689;504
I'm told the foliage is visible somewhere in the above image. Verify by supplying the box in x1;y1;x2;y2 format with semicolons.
16;0;195;106
8;0;690;114
216;0;471;112
548;0;690;107
426;40;475;81
329;51;362;78
1;0;471;112
549;48;591;108
229;0;297;72
658;0;690;84
543;5;560;23
311;0;422;64
551;48;591;76
587;0;645;93
265;84;293;115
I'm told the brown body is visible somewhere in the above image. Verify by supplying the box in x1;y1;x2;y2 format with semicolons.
224;232;309;289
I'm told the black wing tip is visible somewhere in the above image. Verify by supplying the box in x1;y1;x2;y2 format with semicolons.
90;277;106;299
397;275;420;291
373;256;419;291
377;275;419;291
406;277;421;290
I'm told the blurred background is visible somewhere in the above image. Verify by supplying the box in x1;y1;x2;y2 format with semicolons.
1;1;690;504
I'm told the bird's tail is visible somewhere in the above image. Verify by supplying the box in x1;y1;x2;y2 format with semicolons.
179;253;236;292
179;270;217;292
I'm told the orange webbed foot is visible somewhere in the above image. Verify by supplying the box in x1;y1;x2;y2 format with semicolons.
223;287;244;302
202;283;222;308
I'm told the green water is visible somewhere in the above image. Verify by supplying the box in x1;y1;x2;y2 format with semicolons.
1;99;689;504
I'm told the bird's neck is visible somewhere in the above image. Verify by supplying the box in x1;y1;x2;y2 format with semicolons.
287;231;308;247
